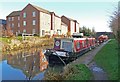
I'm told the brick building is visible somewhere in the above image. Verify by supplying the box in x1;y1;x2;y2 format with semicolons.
6;4;79;37
61;15;80;35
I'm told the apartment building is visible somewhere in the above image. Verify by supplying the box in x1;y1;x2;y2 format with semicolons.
61;15;80;35
6;4;62;37
6;11;20;35
6;4;80;37
61;22;68;35
50;12;61;35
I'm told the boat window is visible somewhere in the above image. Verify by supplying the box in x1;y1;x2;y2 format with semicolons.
82;41;84;47
76;41;80;49
62;41;72;52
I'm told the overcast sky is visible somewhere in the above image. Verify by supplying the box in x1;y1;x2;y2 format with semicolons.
0;0;119;32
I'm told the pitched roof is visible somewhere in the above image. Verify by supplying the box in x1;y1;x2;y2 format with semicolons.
31;4;50;14
62;15;79;23
61;22;68;26
62;15;75;21
7;11;21;17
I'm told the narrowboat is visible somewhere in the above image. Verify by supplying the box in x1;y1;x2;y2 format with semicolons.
44;37;96;64
98;35;108;44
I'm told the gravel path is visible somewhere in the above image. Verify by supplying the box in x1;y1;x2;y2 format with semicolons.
71;40;110;80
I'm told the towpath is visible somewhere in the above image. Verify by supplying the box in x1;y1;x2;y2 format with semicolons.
71;40;110;80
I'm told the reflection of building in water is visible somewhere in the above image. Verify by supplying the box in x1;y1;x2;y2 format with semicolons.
39;50;48;71
7;50;48;79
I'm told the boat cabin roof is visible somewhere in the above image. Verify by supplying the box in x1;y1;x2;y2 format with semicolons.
54;37;95;41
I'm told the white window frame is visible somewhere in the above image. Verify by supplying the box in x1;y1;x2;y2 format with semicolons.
23;21;26;26
32;20;36;25
23;12;26;18
32;11;36;17
23;29;26;33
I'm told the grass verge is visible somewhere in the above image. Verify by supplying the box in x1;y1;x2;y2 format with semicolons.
44;64;92;80
64;64;92;80
94;39;118;80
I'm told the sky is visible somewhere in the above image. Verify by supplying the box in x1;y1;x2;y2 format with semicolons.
0;0;119;32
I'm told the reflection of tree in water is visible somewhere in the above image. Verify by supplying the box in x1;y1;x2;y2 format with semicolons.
7;49;48;80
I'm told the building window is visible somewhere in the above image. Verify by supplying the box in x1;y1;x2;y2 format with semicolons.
12;17;14;21
18;23;20;27
23;29;26;33
32;11;36;17
76;41;80;49
42;30;45;36
23;12;26;18
8;17;11;21
32;20;36;25
23;21;26;26
57;29;61;35
32;29;35;34
12;23;14;28
18;16;20;20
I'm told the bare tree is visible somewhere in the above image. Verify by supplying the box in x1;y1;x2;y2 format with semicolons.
6;26;14;37
109;2;120;44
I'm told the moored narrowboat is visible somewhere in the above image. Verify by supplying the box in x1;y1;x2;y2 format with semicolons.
44;37;96;64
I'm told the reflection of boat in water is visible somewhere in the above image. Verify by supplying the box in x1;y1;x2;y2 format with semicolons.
6;49;48;80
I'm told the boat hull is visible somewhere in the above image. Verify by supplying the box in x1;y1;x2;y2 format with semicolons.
44;47;90;65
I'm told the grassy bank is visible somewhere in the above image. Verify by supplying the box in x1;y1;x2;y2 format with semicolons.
1;37;54;52
44;64;92;80
64;64;92;80
94;39;118;80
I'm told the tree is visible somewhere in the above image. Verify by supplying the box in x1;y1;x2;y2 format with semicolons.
80;26;96;37
6;26;14;37
109;4;120;44
91;27;96;37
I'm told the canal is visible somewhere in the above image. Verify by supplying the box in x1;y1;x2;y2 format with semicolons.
1;47;64;80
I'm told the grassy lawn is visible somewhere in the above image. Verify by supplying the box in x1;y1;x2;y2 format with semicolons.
94;39;118;80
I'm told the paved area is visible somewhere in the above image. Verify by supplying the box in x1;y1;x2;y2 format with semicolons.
71;40;110;80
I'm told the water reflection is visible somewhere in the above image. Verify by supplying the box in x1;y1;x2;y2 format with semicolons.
2;48;48;80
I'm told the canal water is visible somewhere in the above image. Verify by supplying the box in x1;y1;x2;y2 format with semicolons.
1;47;64;80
